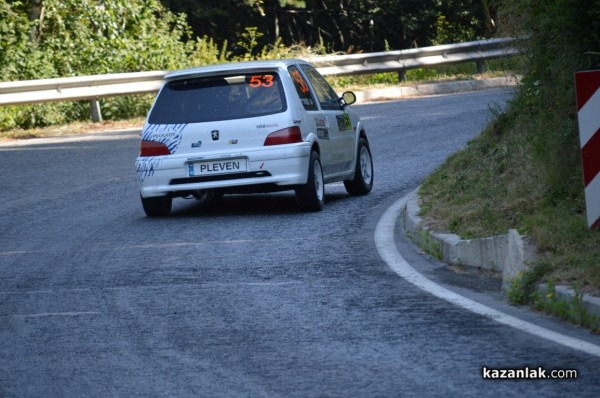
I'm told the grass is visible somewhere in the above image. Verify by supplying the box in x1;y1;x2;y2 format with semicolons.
532;281;599;332
418;93;600;297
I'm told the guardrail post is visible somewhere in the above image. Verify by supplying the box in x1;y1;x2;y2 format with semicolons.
476;60;486;74
398;70;407;82
90;98;103;123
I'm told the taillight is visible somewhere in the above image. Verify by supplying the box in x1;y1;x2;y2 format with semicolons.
264;126;303;146
140;140;171;156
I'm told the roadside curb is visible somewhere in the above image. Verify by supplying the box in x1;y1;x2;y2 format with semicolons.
401;189;600;327
355;76;519;102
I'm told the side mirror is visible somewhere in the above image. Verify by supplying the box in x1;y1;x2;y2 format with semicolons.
340;91;357;107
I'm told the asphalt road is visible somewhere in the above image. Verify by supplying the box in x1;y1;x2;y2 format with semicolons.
2;88;600;397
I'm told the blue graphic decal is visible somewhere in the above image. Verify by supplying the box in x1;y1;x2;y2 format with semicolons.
136;157;164;182
137;123;187;182
141;123;187;153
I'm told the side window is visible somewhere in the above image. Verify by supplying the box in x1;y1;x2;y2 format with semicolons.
288;66;318;111
300;64;342;111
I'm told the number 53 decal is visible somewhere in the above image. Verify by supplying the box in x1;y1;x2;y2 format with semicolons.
249;74;274;88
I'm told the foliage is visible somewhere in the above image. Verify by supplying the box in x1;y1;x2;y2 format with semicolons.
0;1;55;81
161;0;497;53
0;0;229;129
236;27;265;60
531;281;599;330
0;0;500;130
507;263;552;306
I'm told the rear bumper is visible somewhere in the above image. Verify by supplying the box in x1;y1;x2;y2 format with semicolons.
136;143;311;198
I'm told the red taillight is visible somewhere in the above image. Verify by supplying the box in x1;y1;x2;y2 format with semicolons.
140;140;171;156
264;126;303;146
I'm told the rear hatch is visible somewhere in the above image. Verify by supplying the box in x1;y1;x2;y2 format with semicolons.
146;71;292;155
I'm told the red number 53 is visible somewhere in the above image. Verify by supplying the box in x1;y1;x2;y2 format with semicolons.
249;75;274;88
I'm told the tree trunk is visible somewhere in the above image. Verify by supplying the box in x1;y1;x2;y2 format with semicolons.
482;0;496;36
28;0;44;42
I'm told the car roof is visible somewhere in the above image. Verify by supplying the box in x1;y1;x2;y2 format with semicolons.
164;59;311;81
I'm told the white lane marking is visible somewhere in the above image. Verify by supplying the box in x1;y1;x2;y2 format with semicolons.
1;312;101;318
375;192;600;358
1;282;300;318
129;239;306;249
0;282;302;296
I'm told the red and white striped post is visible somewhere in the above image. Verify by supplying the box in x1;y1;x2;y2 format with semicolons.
576;70;600;230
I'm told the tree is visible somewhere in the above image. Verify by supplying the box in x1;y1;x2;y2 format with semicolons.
0;0;225;128
159;0;495;54
26;0;44;41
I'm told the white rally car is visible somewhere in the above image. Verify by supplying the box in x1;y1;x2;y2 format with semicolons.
135;59;373;216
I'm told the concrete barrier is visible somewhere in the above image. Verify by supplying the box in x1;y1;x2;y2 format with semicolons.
403;190;510;274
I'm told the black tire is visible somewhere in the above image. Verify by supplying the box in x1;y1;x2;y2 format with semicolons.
141;195;172;217
344;137;374;195
295;151;325;212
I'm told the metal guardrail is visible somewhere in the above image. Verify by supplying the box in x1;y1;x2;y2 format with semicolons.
0;71;166;106
0;38;519;122
307;37;519;78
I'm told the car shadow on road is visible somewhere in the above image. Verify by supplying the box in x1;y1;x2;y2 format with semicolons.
167;191;355;218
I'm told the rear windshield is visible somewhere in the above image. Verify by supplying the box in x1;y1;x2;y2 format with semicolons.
148;72;287;124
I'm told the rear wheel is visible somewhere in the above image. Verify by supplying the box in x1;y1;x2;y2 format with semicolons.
141;195;172;217
344;137;373;195
295;151;325;212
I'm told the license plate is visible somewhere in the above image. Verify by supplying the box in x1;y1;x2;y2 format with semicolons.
188;158;247;177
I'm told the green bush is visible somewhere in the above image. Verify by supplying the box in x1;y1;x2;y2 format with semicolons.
0;0;229;130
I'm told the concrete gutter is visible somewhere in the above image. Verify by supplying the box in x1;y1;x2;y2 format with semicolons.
402;189;600;326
